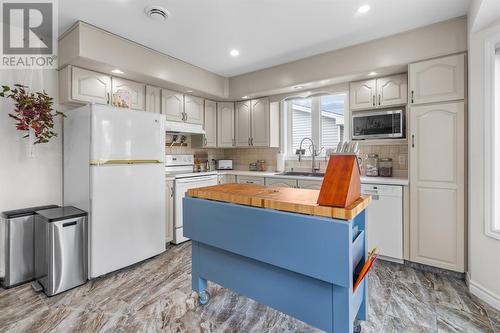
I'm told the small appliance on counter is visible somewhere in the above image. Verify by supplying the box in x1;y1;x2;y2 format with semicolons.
0;205;59;288
34;206;88;296
216;160;233;170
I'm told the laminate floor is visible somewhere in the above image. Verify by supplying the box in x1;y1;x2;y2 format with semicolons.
1;242;499;333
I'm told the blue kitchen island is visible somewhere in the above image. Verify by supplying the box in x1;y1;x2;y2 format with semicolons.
184;184;372;333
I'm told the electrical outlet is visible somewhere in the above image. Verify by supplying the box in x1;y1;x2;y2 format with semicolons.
398;155;407;168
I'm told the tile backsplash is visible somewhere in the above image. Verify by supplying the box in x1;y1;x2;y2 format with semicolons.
165;135;408;176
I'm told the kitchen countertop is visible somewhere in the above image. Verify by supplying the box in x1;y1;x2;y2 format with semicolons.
218;170;409;186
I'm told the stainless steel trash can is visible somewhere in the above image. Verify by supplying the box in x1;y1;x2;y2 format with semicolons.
34;206;88;296
0;205;58;288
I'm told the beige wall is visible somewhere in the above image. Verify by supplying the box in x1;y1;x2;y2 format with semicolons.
468;17;500;309
59;22;229;100
229;17;467;99
0;70;63;212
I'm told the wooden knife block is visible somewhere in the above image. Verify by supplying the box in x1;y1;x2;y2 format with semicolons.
317;154;361;208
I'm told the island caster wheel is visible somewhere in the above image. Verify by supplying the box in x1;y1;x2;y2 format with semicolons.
353;320;362;333
198;290;210;305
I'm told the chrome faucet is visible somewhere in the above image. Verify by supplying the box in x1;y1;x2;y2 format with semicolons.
296;137;324;173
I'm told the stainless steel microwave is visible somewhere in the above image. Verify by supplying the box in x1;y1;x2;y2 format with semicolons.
352;109;405;140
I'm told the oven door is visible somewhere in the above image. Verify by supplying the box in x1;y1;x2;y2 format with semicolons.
352;110;404;140
173;175;218;244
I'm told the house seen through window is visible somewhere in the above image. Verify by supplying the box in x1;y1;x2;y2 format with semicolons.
288;93;346;157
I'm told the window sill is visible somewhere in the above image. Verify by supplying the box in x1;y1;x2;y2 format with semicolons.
284;155;329;161
485;228;500;241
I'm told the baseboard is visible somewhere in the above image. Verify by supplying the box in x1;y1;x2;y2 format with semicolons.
469;278;500;311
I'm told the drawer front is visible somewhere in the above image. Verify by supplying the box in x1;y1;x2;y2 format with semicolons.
237;176;265;185
265;177;297;188
297;179;323;190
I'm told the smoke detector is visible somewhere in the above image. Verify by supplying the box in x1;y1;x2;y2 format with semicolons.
145;6;170;21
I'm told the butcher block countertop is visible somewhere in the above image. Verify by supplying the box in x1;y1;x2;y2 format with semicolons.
187;183;372;220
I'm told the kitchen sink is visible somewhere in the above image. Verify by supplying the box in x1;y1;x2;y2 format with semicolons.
277;171;325;177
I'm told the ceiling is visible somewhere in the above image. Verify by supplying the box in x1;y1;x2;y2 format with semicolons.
59;0;471;77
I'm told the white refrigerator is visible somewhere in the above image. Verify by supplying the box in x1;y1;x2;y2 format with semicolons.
64;104;166;279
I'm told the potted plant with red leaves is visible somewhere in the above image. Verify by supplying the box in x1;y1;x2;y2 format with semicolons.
0;84;64;144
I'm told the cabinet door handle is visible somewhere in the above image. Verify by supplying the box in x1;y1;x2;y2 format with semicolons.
378;94;381;106
372;95;375;106
411;134;415;148
170;187;174;198
107;93;110;104
248;138;251;146
204;137;207;146
411;90;414;104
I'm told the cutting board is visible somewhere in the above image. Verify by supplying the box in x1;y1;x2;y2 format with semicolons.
187;183;371;220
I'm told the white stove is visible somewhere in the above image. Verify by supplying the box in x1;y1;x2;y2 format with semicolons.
165;155;218;244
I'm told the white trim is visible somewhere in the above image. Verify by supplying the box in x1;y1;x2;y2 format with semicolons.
483;35;500;240
283;92;348;158
469;278;500;311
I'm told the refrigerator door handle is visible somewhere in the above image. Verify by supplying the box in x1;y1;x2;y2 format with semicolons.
90;159;163;165
176;176;217;183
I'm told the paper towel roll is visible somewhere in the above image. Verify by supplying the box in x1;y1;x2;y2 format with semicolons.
276;153;285;172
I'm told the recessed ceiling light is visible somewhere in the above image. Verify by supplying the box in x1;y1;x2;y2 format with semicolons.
368;71;378;76
186;90;194;93
230;49;240;57
293;85;304;90
357;5;371;14
145;6;170;21
111;69;124;74
242;96;249;99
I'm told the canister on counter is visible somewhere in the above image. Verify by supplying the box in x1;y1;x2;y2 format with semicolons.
257;160;267;171
365;154;379;177
379;158;393;177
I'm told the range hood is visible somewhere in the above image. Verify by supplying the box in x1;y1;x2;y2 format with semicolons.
165;121;205;135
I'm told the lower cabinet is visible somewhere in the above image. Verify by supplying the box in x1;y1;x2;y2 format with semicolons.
237;176;265;185
265;177;297;188
218;174;236;184
165;179;174;243
297;179;323;190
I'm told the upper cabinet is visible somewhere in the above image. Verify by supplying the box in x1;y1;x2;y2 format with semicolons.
350;79;376;110
145;86;161;113
217;102;235;147
409;54;465;105
350;74;408;111
235;100;252;147
161;89;184;122
184;95;204;125
203;100;217;147
111;77;146;111
235;97;278;148
250;98;270;147
62;66;112;105
376;74;408;107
